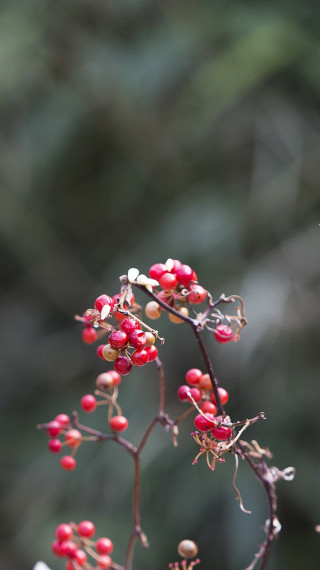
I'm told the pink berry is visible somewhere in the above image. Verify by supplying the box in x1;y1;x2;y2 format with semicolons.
72;549;87;565
146;345;158;362
48;438;62;453
51;540;64;557
211;426;232;440
56;523;73;542
77;520;95;538
211;387;229;406
97;555;112;569
65;429;82;447
81;394;97;413
60;456;77;470
55;413;70;426
214;324;234;343
82;326;97;344
47;420;61;437
108;330;129;349
194;413;216;431
185;368;202;386
131;348;149;366
188;284;207;304
96;344;107;360
114;355;132;376
128;330;147;349
176;264;194;286
108;370;122;385
59;539;77;557
121;317;140;335
94;295;114;312
110;415;129;432
95;537;114;555
200;401;217;415
159;272;178;290
177;385;201;403
149;263;168;280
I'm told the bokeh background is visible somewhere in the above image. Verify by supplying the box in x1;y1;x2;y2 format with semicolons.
1;1;320;569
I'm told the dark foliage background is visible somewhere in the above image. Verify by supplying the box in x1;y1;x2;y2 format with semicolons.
1;1;320;569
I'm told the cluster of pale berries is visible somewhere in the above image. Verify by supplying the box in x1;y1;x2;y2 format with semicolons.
51;521;114;569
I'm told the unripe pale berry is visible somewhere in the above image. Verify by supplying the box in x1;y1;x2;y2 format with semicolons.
145;301;161;320
97;555;112;569
65;429;82;446
214;324;234;343
96;372;114;390
168;307;189;323
145;332;156;346
77;520;95;537
108;370;122;385
102;344;120;361
81;394;97;412
110;415;129;432
178;539;198;559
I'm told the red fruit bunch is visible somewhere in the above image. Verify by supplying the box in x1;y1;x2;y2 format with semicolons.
177;368;229;415
52;520;114;569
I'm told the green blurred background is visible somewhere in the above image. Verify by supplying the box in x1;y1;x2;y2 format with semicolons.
1;0;320;569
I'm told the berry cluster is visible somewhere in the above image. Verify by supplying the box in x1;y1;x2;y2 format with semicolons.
52;521;114;569
177;368;229;416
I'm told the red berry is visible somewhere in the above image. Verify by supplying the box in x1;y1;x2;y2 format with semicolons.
97;555;112;569
200;401;217;415
109;370;122;385
96;344;107;360
82;326;97;344
214;324;234;343
96;372;114;390
94;295;114;312
108;330;129;349
159;272;178;290
65;429;82;447
211;426;232;440
114;355;132;376
129;330;147;349
55;413;70;426
56;523;73;542
77;520;95;538
81;394;97;413
176;264;194;286
211;387;229;406
171;259;182;272
66;561;77;570
188;284;207;304
149;263;168;280
72;549;87;565
110;415;129;432
48;438;62;453
194;413;216;431
146;345;158;362
51;540;64;557
47;420;62;437
60;539;77;557
131;348;149;366
60;456;77;470
198;373;212;391
121;317;140;335
95;537;114;555
177;385;202;403
185;368;202;386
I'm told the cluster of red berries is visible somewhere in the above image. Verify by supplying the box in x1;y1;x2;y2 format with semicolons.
52;521;114;569
81;371;129;432
177;368;231;441
145;260;207;323
44;413;79;471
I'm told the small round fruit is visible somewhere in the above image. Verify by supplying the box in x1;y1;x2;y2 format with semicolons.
168;307;189;324
97;555;112;569
194;413;216;431
96;372;114;390
149;263;168;280
159;272;178;290
110;415;129;432
94;295;114;312
121;317;140;335
200;401;217;415
65;429;82;447
176;264;194;287
77;520;95;538
55;523;73;542
177;385;202;403
185;368;202;386
47;420;61;437
81;394;97;413
212;426;232;440
48;438;62;454
102;344;120;362
131;348;148;366
178;540;198;559
95;537;114;555
145;332;156;346
59;539;77;557
72;549;87;565
51;539;64;557
145;301;161;320
108;330;129;350
211;387;229;406
96;344;107;360
214;324;234;343
188;284;207;304
198;373;212;391
60;455;76;470
129;330;147;349
114;356;132;376
146;345;158;362
108;370;122;385
55;413;70;426
82;327;97;344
